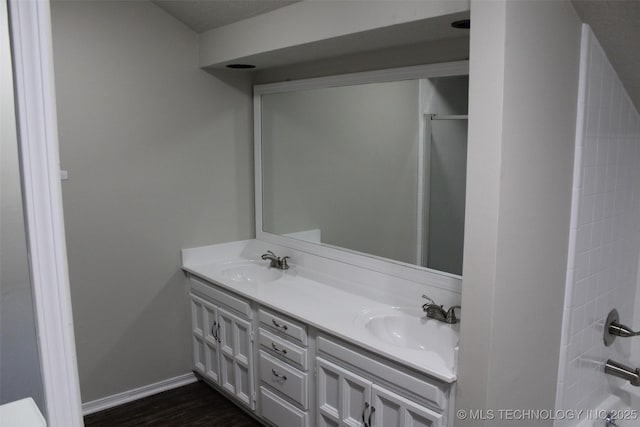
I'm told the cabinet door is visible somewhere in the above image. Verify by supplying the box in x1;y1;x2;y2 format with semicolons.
317;357;372;427
371;384;443;427
190;296;206;374
190;295;221;384
218;307;255;409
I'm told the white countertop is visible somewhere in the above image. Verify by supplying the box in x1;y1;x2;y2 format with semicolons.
0;398;46;427
182;241;458;384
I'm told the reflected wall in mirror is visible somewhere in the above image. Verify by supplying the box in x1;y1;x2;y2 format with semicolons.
258;64;468;276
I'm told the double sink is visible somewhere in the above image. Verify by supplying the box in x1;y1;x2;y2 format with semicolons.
219;259;459;356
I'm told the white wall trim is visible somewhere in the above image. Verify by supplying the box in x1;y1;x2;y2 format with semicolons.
8;1;83;425
82;373;198;416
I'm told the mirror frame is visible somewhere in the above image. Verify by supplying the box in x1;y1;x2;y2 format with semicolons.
254;61;469;293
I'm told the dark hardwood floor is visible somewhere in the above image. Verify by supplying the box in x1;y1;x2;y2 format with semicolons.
84;380;264;426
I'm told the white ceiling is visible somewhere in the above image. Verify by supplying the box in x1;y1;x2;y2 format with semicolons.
151;0;299;33
571;0;640;110
151;0;640;109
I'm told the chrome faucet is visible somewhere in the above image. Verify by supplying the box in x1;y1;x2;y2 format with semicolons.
261;250;290;270
609;320;640;338
604;309;640;347
605;412;618;427
421;295;460;324
604;359;640;387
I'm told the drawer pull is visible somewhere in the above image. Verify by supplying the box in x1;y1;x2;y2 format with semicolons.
271;342;288;355
271;368;287;382
211;321;221;343
362;402;369;426
272;319;288;331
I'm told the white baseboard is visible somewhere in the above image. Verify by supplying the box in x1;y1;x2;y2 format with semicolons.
82;372;198;416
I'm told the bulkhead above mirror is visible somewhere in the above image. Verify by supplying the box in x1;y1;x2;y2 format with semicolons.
255;63;468;279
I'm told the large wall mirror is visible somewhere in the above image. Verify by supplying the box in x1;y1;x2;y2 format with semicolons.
255;62;468;288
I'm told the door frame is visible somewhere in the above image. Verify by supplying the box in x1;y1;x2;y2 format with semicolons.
8;0;83;425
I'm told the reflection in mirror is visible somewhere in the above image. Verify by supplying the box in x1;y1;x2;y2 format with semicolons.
0;0;46;414
425;115;467;275
260;70;468;276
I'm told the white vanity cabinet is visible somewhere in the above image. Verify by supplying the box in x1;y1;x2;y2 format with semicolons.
257;307;311;427
185;271;455;427
189;277;255;410
316;336;448;427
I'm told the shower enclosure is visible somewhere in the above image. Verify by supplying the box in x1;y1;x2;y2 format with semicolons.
555;24;640;427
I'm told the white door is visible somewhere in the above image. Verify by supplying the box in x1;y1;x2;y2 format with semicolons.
316;357;372;427
371;384;443;427
218;307;255;409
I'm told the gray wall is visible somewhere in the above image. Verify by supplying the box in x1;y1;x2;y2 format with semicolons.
0;0;45;411
457;1;581;425
50;1;254;402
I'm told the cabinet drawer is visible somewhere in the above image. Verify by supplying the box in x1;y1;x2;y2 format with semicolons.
260;387;308;427
190;276;252;319
259;328;308;370
259;308;308;346
259;350;308;409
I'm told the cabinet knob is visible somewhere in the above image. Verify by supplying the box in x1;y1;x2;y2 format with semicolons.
368;405;375;427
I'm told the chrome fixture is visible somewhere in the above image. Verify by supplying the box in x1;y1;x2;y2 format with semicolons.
604;309;640;347
421;295;461;324
261;250;290;270
605;412;618;427
610;322;640;337
604;359;640;387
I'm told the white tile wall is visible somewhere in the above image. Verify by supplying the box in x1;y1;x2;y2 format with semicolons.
556;25;640;425
635;259;640;358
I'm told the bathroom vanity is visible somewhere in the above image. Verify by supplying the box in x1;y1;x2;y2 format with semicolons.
182;240;460;427
181;63;466;427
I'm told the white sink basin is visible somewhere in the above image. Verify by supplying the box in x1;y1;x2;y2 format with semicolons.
355;307;459;351
219;260;283;283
